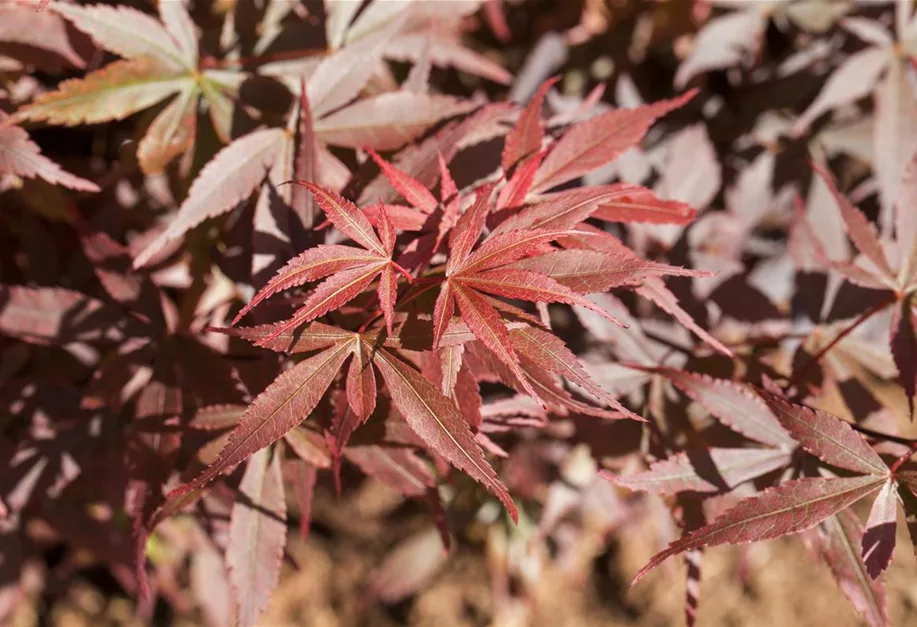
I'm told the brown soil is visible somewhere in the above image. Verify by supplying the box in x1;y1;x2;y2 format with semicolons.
15;484;916;627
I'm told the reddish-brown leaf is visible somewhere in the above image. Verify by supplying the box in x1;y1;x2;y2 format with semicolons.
509;325;641;420
811;162;895;282
592;187;698;225
890;298;917;417
264;263;387;342
296;182;387;256
165;340;352;502
531;90;696;192
371;346;517;521
226;447;287;627
811;512;888;627
635;277;733;356
210;321;353;354
451;282;542;403
0;122;99;191
367;149;438;213
346;343;377;423
501;76;557;171
447;182;498;274
234;245;384;325
633;475;887;585
345;446;435;497
756;389;887;476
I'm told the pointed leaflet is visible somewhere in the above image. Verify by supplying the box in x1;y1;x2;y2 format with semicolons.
891;297;917;417
447;182;498;274
0;122;98;191
810;162;894;281
15;59;191;126
232;245;383;325
211;321;354;354
896;155;917;287
792;47;889;136
462;269;625;327
306;17;403;118
635;277;733;357
367;149;438;214
632;475;887;585
431;280;456;351
508;249;701;294
295;182;386;256
531;90;696;193
863;479;898;580
501;76;558;171
496;149;545;210
509;325;640;420
164;340;352;506
157;0;198;67
875;54;917;234
371;346;517;521
263;263;388;343
457;228;574;275
451;282;542;403
51;2;188;70
346;341;377;422
494;184;652;234
227;447;286;627
649;369;794;449
813;512;888;627
610;448;792;495
293;460;317;540
134;128;286;268
136;82;197;174
756;389;887;475
592;188;697;225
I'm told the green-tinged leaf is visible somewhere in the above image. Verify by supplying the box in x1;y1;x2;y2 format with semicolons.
15;59;189;126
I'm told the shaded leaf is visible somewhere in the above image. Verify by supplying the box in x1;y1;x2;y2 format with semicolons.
862;479;898;579
610;448;792;495
227;447;286;627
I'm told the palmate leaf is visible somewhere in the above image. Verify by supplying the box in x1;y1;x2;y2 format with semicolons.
250;185;407;341
632;475;887;585
16;2;244;174
226;447;286;627
0;120;98;191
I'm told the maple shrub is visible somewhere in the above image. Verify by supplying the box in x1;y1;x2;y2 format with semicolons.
5;1;917;626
